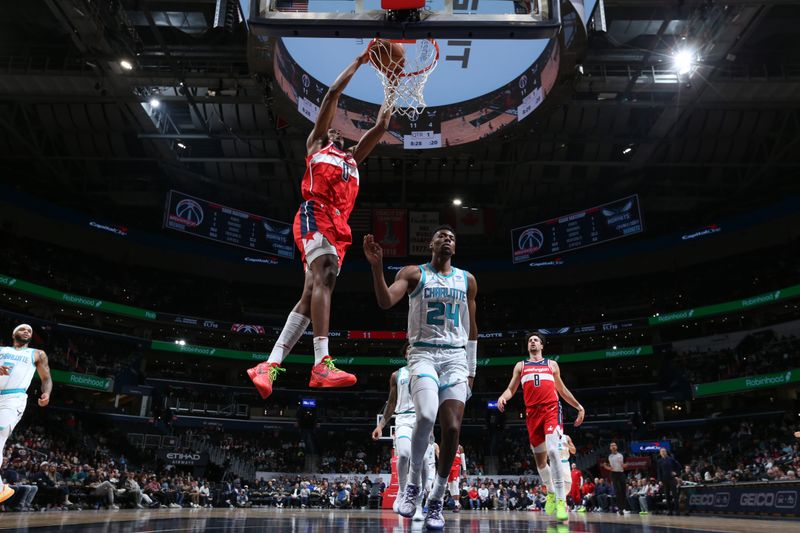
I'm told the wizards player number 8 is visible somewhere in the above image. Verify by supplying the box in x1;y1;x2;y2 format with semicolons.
426;302;460;327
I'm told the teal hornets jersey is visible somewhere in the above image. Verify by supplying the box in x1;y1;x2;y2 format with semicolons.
407;264;470;349
395;366;414;415
0;346;37;395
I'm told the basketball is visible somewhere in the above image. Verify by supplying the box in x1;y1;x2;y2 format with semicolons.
369;39;405;78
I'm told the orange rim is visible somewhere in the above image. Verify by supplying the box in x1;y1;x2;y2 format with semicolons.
367;38;439;78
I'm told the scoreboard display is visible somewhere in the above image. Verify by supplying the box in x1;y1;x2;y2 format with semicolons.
163;190;294;259
511;195;644;263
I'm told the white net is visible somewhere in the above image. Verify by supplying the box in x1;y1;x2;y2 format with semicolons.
367;38;439;120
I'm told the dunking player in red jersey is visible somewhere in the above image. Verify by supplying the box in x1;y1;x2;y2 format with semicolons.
248;50;392;399
497;333;584;522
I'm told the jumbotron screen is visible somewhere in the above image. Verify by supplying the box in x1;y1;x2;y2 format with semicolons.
511;195;644;263
163;190;295;259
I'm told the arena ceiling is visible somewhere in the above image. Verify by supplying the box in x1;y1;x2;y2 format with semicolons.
0;0;798;246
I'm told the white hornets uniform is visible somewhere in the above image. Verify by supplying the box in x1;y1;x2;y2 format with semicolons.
406;263;471;393
0;346;37;444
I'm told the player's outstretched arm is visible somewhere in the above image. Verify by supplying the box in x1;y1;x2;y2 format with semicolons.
497;361;523;412
306;51;370;153
551;360;584;426
363;235;414;309
35;350;52;407
372;372;399;440
352;104;392;164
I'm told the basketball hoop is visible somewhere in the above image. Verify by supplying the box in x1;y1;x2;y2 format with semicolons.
367;38;439;119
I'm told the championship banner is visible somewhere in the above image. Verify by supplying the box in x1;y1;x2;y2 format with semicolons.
157;450;209;467
409;211;439;256
693;369;800;398
372;209;407;257
684;481;800;517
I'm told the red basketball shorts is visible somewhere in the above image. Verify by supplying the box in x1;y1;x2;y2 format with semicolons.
293;199;352;272
525;402;563;448
448;467;461;483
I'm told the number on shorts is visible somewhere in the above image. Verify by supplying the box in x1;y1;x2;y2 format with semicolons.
426;302;460;327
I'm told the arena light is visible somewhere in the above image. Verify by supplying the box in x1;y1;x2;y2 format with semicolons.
174;339;186;346
176;141;187;150
452;198;462;206
119;59;134;71
673;49;696;75
149;98;161;108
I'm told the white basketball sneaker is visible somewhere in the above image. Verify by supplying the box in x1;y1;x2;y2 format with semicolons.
393;490;404;514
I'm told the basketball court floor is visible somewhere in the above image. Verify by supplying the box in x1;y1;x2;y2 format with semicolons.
0;508;795;532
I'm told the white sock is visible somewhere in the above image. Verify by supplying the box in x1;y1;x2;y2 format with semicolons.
397;455;409;494
538;464;554;493
429;474;448;501
313;337;329;365
268;312;310;364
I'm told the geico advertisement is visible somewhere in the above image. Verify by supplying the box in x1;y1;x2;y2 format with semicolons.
688;485;798;515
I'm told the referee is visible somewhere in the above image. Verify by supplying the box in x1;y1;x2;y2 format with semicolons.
604;442;629;515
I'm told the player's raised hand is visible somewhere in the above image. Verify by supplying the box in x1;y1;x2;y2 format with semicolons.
0;365;10;376
497;396;507;413
363;234;383;266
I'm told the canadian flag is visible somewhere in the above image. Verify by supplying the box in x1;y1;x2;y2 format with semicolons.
448;208;493;235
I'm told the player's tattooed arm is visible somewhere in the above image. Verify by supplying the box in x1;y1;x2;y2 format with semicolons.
36;350;52;407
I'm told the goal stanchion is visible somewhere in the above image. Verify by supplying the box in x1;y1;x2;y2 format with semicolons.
376;413;400;509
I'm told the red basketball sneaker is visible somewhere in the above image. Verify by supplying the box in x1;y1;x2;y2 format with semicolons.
0;484;15;504
247;362;285;399
309;356;357;388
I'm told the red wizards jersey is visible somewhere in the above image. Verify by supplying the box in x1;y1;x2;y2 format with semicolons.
521;359;559;407
301;143;360;220
451;453;462;472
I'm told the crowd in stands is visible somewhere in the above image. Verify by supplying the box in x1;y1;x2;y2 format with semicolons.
2;405;798;516
677;334;800;384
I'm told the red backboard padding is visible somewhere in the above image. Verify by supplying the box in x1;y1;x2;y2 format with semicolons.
382;0;425;9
